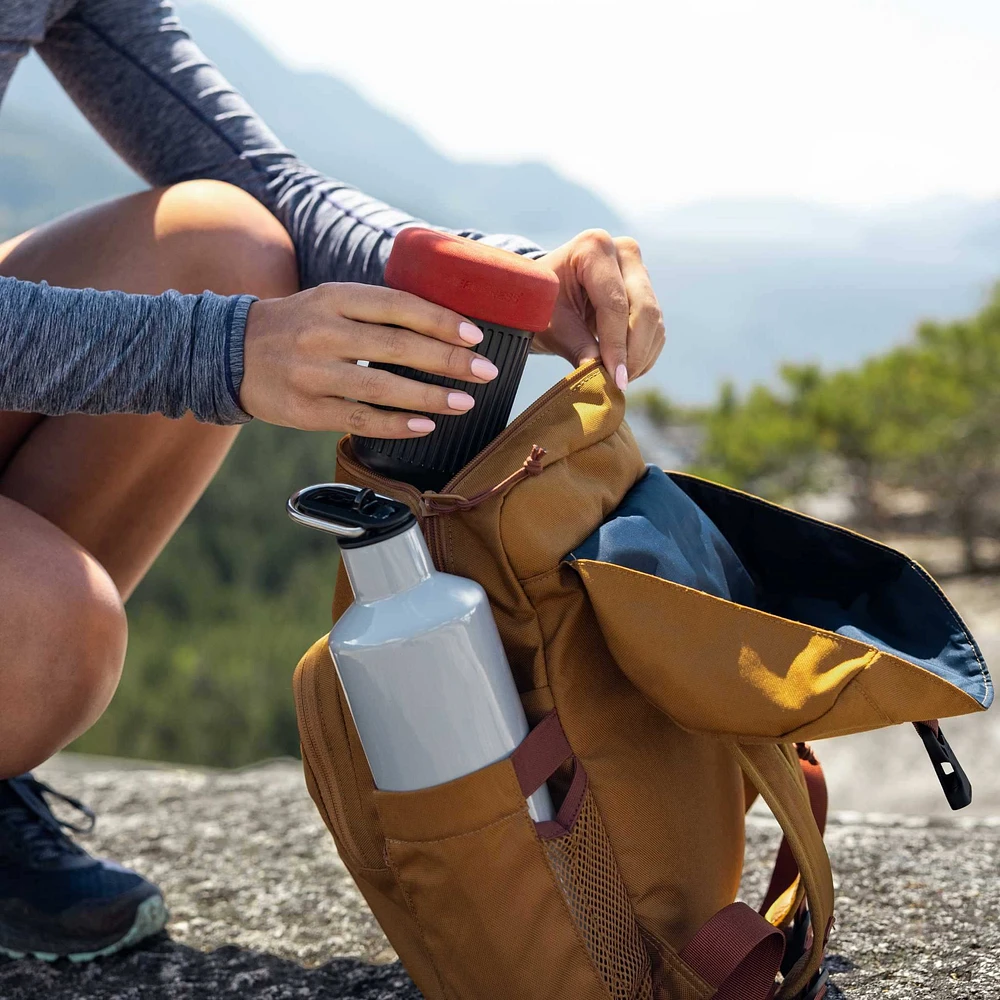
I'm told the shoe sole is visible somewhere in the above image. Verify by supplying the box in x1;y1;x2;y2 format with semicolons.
0;893;169;963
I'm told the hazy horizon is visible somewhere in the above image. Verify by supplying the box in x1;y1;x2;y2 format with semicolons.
196;0;1000;218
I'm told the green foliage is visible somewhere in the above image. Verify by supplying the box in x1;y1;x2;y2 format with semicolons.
630;388;675;429
695;376;821;495
632;285;1000;573
892;299;1000;569
71;422;343;767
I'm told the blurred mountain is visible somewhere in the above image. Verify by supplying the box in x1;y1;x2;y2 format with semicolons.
0;111;141;237
628;198;1000;403
645;199;865;248
646;195;1000;262
2;1;999;405
0;2;618;249
630;228;998;405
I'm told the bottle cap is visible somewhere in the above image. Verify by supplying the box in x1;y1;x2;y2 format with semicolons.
287;484;416;548
385;228;560;333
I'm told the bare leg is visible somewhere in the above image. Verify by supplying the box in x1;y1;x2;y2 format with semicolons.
0;180;299;777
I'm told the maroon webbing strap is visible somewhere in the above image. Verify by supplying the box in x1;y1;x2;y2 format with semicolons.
760;745;829;918
680;902;786;1000
510;709;588;839
511;709;570;799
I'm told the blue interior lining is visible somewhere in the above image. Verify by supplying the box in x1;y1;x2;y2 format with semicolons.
569;467;992;709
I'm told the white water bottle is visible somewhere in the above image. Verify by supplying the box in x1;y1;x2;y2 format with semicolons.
288;483;554;822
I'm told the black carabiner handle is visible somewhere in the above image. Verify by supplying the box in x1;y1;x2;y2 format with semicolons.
914;720;973;811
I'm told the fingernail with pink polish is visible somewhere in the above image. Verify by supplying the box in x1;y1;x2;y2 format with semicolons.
615;364;629;392
471;357;499;381
408;417;436;433
447;392;475;412
459;322;483;345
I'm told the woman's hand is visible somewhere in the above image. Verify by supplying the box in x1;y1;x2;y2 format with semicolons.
533;230;665;390
240;283;498;435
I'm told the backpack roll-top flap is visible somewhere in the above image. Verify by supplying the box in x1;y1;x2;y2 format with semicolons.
568;466;991;742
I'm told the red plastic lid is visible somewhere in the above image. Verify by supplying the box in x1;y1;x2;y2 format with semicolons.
385;228;559;334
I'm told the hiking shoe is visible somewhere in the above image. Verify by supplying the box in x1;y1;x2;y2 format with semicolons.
0;773;168;961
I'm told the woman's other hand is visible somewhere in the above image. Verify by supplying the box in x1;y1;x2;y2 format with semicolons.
240;283;497;436
533;230;665;390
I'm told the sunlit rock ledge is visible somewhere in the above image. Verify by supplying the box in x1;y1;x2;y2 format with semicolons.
0;753;996;999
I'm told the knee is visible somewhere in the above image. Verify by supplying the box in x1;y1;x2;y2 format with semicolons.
155;180;300;300
0;538;127;777
61;552;129;724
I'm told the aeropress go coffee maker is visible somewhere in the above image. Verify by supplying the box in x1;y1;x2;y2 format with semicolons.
287;229;560;818
352;227;560;491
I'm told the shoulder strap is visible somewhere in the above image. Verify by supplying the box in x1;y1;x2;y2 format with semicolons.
724;741;834;1000
760;744;828;922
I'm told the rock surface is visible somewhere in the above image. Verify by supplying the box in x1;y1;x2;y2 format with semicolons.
0;756;996;1000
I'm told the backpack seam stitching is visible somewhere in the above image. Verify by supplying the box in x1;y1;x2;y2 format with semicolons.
641;928;714;999
382;851;454;1000
852;668;894;726
306;657;386;873
383;806;527;847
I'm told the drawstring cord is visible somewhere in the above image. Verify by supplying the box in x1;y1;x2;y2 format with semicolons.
420;445;547;517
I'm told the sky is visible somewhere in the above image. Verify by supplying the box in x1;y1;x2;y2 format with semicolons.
201;0;1000;217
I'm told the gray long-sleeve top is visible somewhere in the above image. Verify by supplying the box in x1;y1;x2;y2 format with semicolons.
0;0;543;423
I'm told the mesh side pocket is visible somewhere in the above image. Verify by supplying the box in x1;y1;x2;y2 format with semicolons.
542;789;653;1000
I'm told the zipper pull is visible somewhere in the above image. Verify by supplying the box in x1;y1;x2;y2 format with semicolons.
420;445;547;516
914;720;973;810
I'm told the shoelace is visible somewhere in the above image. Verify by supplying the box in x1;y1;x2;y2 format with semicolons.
0;775;95;865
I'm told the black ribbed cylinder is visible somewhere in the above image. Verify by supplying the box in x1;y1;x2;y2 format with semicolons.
351;319;532;492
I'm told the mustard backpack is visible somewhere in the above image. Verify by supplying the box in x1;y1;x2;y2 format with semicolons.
293;361;991;1000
